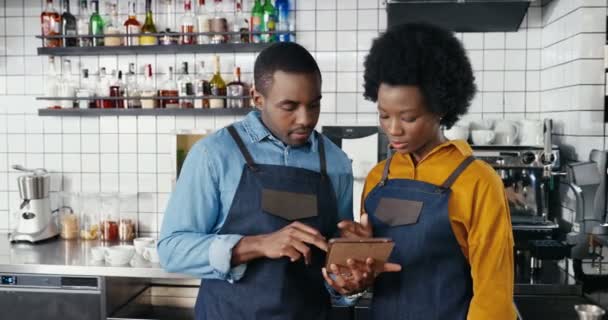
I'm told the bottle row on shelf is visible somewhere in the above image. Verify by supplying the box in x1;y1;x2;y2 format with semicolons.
41;0;293;48
44;54;251;110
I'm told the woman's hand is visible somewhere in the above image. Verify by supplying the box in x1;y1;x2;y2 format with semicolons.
338;212;373;239
322;257;402;295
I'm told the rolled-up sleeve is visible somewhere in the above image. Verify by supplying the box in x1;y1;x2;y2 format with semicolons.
158;143;247;282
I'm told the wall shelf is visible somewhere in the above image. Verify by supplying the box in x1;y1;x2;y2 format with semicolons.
37;43;274;56
38;107;254;117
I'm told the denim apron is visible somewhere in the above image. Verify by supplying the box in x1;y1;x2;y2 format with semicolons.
364;154;476;320
195;125;338;320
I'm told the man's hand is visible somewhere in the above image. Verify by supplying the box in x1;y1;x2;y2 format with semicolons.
337;212;373;239
322;257;402;295
232;221;328;266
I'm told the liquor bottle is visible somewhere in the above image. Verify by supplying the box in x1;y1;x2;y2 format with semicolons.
232;0;249;43
89;0;104;46
227;66;247;108
262;0;276;43
124;1;141;46
141;64;157;109
209;55;226;108
140;0;158;45
126;63;142;108
160;67;179;108
178;62;194;108
275;0;290;42
45;57;60;108
77;0;91;47
180;0;196;45
250;0;263;44
110;70;125;108
76;68;93;109
197;0;210;44
61;0;77;47
60;58;76;108
104;3;122;46
41;0;62;48
210;0;228;44
159;0;176;32
195;61;211;109
96;67;110;108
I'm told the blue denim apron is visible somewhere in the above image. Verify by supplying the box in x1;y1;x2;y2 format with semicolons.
364;155;476;320
195;125;338;320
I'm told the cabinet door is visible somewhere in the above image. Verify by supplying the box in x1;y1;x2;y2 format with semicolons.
0;290;103;320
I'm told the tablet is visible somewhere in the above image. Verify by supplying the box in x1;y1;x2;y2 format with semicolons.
325;238;395;272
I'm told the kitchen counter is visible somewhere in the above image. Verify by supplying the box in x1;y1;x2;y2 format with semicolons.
0;234;193;279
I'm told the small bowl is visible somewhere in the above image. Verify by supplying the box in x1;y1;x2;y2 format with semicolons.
105;245;135;266
90;246;105;261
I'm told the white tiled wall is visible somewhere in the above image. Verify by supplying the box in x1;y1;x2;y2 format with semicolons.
540;0;607;162
0;0;606;235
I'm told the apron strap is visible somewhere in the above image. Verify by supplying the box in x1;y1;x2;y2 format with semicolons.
379;147;395;186
317;132;327;177
227;125;258;171
440;156;476;189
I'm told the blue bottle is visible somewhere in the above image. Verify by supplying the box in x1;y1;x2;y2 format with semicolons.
275;0;290;42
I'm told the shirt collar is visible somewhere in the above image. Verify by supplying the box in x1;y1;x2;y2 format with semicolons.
396;139;473;165
241;110;317;150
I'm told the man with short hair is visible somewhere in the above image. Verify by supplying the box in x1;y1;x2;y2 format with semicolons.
158;42;353;320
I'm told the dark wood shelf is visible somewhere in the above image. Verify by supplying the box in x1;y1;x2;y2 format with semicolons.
37;43;273;56
38;107;254;117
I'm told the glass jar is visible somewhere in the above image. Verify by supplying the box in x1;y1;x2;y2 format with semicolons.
59;192;79;240
100;193;120;242
119;194;138;242
80;193;100;240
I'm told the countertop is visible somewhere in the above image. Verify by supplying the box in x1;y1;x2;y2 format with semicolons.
0;234;194;279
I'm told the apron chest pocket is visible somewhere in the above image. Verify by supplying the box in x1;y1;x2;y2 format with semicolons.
375;197;423;226
261;189;318;221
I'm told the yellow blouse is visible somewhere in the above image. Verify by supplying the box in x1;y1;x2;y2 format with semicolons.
362;139;516;320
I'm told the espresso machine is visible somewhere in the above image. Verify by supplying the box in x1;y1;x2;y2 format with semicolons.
472;119;573;275
9;165;59;243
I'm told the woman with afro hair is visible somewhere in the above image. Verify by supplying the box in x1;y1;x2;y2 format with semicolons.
331;23;516;319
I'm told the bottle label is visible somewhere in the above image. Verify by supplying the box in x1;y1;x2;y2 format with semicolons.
181;25;195;44
251;16;262;43
263;15;276;42
140;34;158;45
126;25;141;45
42;15;61;47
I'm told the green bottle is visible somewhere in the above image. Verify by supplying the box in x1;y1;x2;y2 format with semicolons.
140;0;158;45
250;0;263;43
89;0;104;46
262;0;276;43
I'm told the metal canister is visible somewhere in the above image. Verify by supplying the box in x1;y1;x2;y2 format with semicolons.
17;174;50;200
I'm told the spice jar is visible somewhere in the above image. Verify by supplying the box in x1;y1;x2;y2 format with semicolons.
119;219;136;241
60;214;79;240
119;194;138;242
80;193;100;240
100;193;120;242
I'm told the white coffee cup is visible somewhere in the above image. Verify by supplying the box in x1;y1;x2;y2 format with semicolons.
105;245;135;266
444;125;470;141
142;245;160;263
471;130;496;145
133;237;156;255
493;120;520;145
519;119;544;146
90;246;106;261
